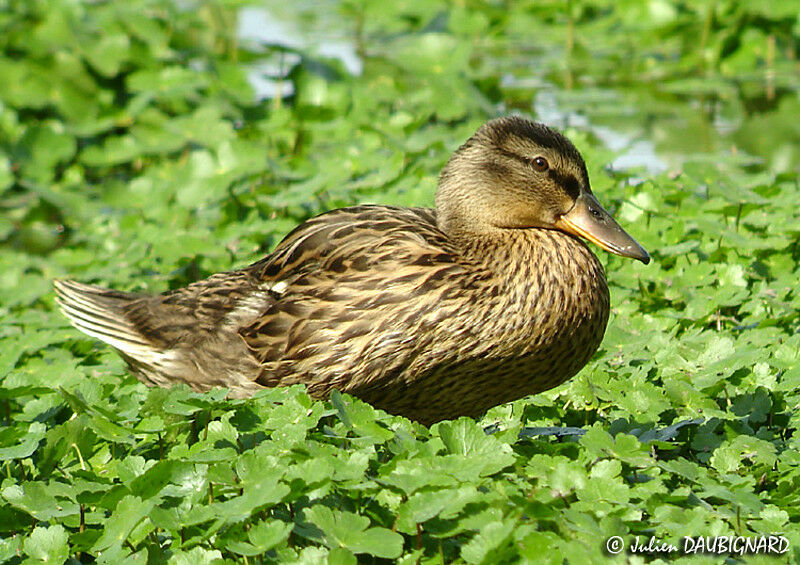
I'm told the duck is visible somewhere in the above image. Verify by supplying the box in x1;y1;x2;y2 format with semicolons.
55;116;649;426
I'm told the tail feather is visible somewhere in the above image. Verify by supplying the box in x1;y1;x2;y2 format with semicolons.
54;280;164;361
54;278;264;394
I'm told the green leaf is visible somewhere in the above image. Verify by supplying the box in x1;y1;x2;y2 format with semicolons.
461;520;516;564
0;422;46;461
14;123;76;182
1;481;78;521
83;33;131;77
226;519;293;556
710;435;777;474
436;419;516;476
80;135;141;167
304;506;404;559
22;525;69;565
212;477;289;526
167;547;223;565
92;495;154;552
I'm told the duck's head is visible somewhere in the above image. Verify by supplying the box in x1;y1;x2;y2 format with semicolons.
436;116;650;264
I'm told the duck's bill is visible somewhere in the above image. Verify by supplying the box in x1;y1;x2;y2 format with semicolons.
555;192;650;264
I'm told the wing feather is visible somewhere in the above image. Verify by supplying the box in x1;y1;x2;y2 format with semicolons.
238;206;469;388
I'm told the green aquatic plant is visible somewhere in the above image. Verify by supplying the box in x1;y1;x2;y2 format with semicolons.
2;0;800;562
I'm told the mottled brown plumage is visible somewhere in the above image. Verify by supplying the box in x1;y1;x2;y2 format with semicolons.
55;116;649;425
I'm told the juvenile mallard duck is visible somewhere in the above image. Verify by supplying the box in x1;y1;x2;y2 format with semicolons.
55;116;649;425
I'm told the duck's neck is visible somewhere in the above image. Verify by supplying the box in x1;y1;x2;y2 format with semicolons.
456;227;609;317
459;227;601;274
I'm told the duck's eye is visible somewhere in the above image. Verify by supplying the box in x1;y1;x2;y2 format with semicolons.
530;156;549;172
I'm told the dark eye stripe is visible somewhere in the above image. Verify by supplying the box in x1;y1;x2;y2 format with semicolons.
495;148;582;198
547;170;581;199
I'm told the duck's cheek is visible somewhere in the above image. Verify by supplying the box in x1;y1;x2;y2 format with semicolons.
491;204;557;230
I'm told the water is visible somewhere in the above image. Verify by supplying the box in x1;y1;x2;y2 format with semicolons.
237;6;361;100
533;90;668;174
237;4;796;175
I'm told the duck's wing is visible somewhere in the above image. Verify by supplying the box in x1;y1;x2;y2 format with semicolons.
249;205;448;279
238;205;472;392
